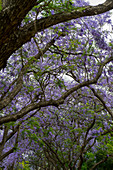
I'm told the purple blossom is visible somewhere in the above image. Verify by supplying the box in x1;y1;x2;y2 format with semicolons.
0;1;113;169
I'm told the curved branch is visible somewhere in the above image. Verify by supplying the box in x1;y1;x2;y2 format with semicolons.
0;127;20;161
0;35;57;111
0;0;113;70
0;56;112;125
89;87;113;118
0;73;23;111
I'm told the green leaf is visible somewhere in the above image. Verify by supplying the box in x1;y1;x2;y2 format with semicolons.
0;0;2;11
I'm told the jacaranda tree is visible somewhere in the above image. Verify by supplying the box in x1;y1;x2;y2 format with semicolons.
0;0;113;169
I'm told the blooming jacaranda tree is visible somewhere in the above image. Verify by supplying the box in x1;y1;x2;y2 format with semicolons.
0;0;113;169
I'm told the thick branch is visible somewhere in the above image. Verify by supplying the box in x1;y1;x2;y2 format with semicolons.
0;0;37;39
0;56;112;125
0;0;37;70
0;0;113;70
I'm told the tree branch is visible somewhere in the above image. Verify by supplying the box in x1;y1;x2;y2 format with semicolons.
0;0;113;70
0;35;57;111
89;86;113;118
90;156;108;170
0;56;113;125
0;126;20;161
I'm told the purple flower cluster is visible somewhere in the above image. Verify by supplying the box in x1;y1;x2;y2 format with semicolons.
0;0;113;169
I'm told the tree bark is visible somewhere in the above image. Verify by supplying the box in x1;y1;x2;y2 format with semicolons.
0;0;113;70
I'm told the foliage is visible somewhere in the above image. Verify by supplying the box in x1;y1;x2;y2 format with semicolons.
0;0;2;11
0;0;113;169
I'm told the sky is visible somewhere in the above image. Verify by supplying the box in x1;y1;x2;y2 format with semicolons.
88;0;106;5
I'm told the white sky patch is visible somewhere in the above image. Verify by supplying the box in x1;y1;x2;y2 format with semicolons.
88;0;106;6
86;0;113;41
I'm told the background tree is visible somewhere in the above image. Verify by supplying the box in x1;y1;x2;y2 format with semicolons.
0;0;113;169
